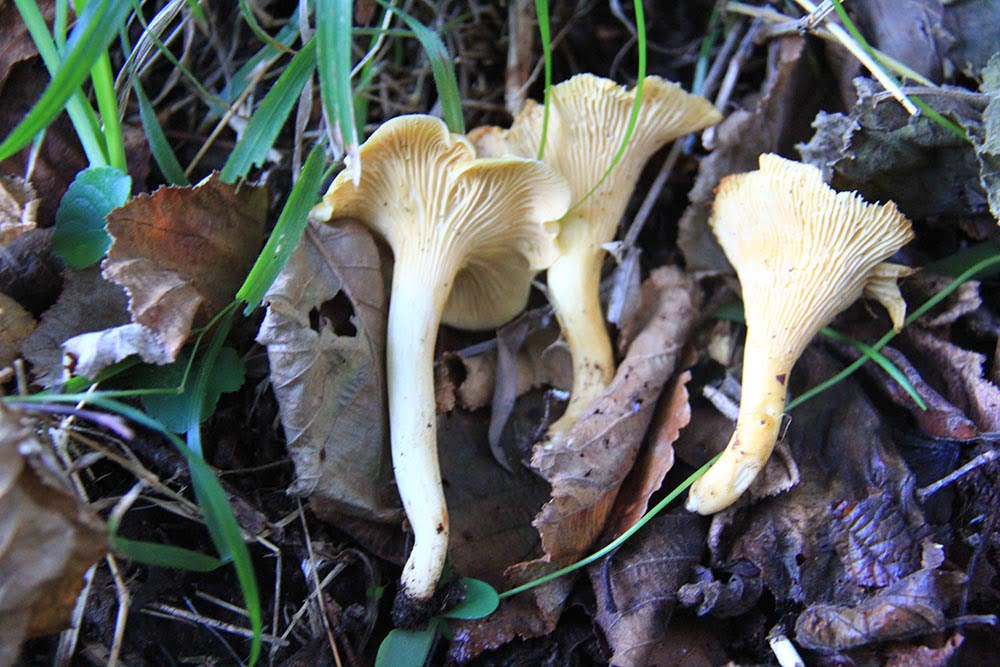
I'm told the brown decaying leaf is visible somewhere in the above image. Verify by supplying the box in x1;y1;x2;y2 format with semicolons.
795;567;966;651
0;405;107;665
0;62;88;226
678;36;811;274
677;562;764;619
902;327;1000;433
853;343;978;440
831;492;922;588
0;175;37;244
0;228;63;317
531;266;701;561
684;347;926;608
0;291;35;367
257;220;400;523
587;513;707;667
104;173;266;361
22;267;131;386
0;0;52;92
885;633;964;667
600;370;691;541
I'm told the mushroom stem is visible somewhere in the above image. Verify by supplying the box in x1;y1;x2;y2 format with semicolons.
544;220;615;434
386;253;452;602
685;328;790;514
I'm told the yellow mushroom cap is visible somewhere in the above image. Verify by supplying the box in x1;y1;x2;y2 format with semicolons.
711;153;915;367
685;154;914;515
471;74;721;245
313;114;571;330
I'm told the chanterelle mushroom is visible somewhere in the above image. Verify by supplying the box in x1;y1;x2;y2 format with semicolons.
311;115;571;616
470;74;720;438
685;154;914;515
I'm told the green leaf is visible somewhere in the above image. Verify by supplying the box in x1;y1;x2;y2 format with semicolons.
113;536;225;571
534;0;552;160
51;166;131;268
376;621;441;667
137;346;245;434
316;0;360;160
386;3;465;134
0;0;131;161
237;142;328;313
220;37;317;184
441;578;499;619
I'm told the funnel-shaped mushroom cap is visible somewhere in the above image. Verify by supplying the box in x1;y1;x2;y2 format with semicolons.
710;154;914;364
686;154;914;515
472;74;721;244
315;114;570;329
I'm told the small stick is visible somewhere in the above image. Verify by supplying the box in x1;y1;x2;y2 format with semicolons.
918;449;999;501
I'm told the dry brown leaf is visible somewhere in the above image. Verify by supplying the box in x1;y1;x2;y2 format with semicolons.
884;633;964;667
257;220;400;523
831;492;922;588
0;63;88;226
600;370;691;541
677;562;764;618
0;405;107;666
104;173;266;361
686;347;925;606
0;228;62;316
903;327;1000;432
531;266;701;561
795;568;966;651
0;0;52;93
678;36;811;273
587;513;706;667
857;344;979;440
0;291;34;367
22;267;131;385
0;175;37;244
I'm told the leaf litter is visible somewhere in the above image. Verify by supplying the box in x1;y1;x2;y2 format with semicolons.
3;1;1000;664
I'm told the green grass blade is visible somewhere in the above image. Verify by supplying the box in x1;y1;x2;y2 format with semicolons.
385;2;465;133
220;37;317;183
238;0;294;54
820;327;927;410
91;51;128;171
134;82;190;185
828;0;968;143
714;301;927;409
0;0;131;162
237;142;328;313
11;0;111;165
534;0;553;159
113;536;226;571
317;0;361;173
222;11;301;105
4;393;263;665
571;0;646;210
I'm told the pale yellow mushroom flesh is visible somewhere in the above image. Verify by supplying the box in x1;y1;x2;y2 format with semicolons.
686;154;914;515
471;74;721;438
312;115;570;607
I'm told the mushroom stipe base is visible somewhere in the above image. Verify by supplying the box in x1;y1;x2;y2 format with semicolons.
392;577;466;630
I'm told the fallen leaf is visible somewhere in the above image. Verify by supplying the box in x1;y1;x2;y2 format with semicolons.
0;175;36;244
0;0;52;92
677;561;764;619
600;370;691;541
885;633;964;667
0;61;88;226
0;228;63;317
0;291;34;367
258;220;400;522
902;327;1000;432
799;77;989;220
847;342;979;440
531;266;701;561
973;53;1000;220
104;173;267;361
0;405;107;665
678;36;812;273
831;492;922;588
587;512;707;667
795;567;966;651
22;267;131;386
689;347;926;605
848;0;945;83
